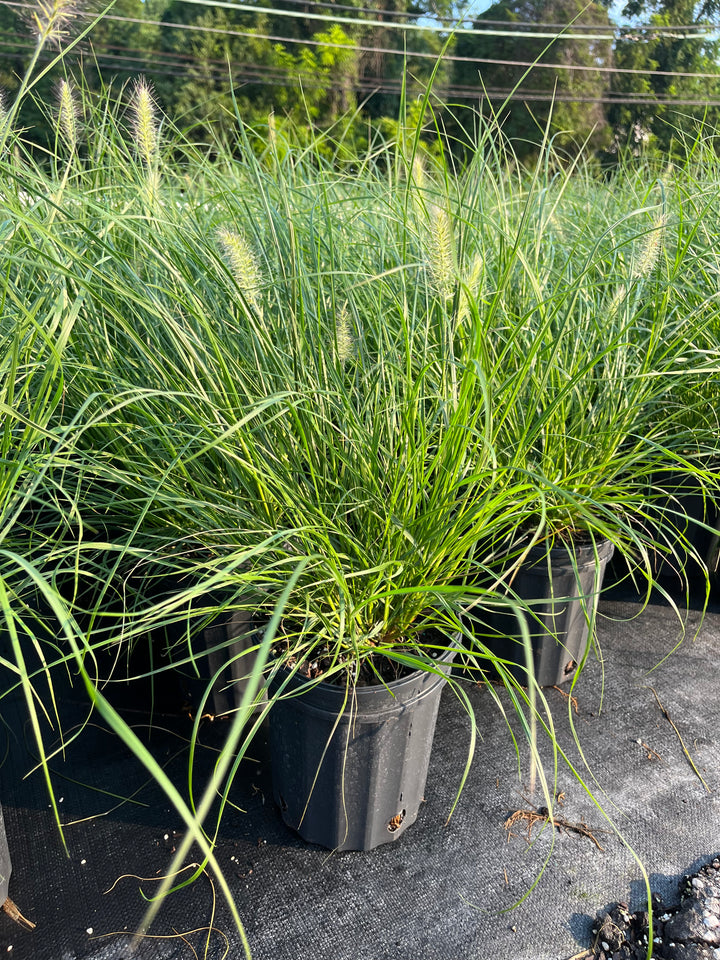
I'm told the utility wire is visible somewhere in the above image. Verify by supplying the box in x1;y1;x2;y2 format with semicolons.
24;40;720;105
106;0;647;41
3;0;718;35
5;0;720;98
166;0;720;39
7;18;720;86
5;5;719;84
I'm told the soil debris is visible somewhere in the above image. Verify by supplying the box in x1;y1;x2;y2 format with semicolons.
589;855;720;959
504;806;605;851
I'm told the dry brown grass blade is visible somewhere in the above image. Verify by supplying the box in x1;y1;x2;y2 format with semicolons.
2;897;36;930
648;686;710;793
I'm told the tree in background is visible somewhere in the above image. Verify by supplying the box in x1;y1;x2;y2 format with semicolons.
450;0;614;162
609;0;720;157
2;0;720;161
81;0;161;89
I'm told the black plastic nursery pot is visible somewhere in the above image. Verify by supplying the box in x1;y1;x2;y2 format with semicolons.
172;605;265;717
150;581;266;717
0;804;10;906
267;646;456;852
475;539;615;687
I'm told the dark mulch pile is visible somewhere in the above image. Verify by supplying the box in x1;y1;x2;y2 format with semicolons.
591;856;720;960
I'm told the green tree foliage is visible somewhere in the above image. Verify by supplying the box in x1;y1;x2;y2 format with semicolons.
451;0;613;161
148;2;363;138
610;0;720;156
0;4;33;97
3;0;720;162
83;0;162;87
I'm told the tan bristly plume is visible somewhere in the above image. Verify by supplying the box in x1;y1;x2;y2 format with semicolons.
427;201;455;301
632;214;667;280
56;78;78;152
411;153;425;191
131;78;160;168
458;254;484;327
218;228;262;312
607;282;628;320
0;91;8;141
333;305;354;367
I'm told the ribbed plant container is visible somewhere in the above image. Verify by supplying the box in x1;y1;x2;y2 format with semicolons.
476;539;615;687
157;587;266;717
268;647;456;851
185;607;264;716
0;805;10;906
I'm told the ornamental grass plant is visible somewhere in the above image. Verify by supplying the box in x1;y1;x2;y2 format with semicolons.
2;69;720;951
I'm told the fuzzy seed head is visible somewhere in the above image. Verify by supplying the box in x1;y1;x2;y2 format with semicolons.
608;282;628;319
30;0;77;47
142;166;162;213
632;215;667;280
427;201;455;300
131;78;160;167
268;110;277;149
458;253;484;326
411;154;425;191
465;253;484;292
333;305;354;367
218;228;262;310
56;79;78;151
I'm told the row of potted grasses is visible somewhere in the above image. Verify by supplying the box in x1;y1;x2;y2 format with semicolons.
2;83;720;948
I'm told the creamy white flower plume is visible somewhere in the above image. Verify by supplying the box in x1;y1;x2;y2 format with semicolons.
218;227;262;311
131;78;160;167
632;215;667;280
427;201;455;300
333;305;354;367
56;79;78;151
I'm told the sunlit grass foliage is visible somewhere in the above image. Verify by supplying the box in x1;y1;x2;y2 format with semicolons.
2;74;720;953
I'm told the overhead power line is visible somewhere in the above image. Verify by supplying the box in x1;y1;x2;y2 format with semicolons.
4;0;718;38
110;0;717;33
4;0;719;37
134;0;635;41
3;4;716;85
167;0;720;40
21;38;720;108
3;3;720;107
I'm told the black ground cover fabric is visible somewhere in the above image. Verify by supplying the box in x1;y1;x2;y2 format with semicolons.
1;593;720;960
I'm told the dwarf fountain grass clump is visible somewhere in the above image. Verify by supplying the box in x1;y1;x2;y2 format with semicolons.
4;80;720;952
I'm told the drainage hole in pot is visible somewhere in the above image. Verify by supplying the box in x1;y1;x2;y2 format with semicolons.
563;659;577;676
387;810;406;833
279;795;288;812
